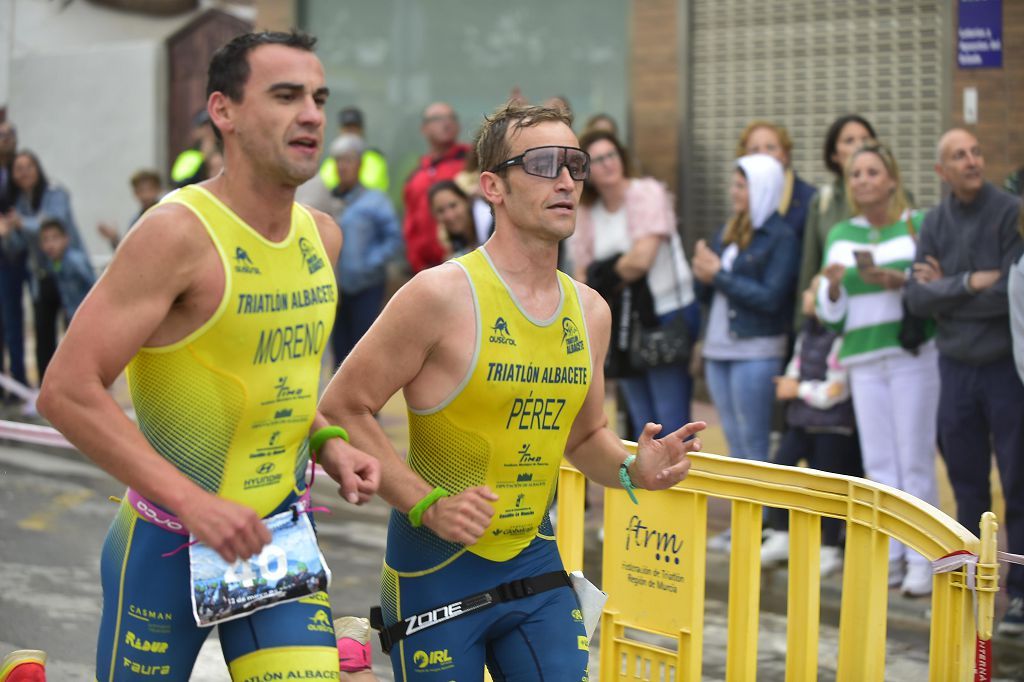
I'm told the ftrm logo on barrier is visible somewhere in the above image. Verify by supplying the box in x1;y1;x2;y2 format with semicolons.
625;514;683;563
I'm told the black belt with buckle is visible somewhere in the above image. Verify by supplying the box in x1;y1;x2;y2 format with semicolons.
369;570;571;653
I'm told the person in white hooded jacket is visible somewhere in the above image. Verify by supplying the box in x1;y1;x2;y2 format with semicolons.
692;154;799;467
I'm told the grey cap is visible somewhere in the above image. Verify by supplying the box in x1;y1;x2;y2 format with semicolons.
338;107;364;127
329;133;365;159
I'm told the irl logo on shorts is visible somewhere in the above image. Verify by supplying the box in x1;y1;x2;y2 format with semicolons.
413;649;454;670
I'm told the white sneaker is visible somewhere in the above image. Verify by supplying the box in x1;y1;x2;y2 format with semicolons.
819;545;843;577
901;562;933;597
707;529;731;553
760;530;790;566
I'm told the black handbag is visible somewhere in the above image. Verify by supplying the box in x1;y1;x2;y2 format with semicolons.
629;234;692;369
630;311;691;369
898;216;930;354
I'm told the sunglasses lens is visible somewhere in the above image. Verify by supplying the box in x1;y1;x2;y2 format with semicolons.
522;148;561;178
564;149;589;180
520;147;589;180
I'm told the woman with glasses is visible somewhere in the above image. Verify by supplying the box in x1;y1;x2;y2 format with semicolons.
0;150;85;383
570;130;699;437
817;143;938;597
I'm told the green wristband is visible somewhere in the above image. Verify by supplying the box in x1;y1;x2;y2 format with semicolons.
309;426;350;454
619;454;639;505
408;487;449;528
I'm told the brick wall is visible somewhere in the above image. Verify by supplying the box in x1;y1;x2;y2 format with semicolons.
950;1;1021;190
630;0;681;192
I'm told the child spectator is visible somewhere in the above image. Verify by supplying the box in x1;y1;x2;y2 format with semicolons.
97;169;163;250
760;274;863;576
39;218;94;321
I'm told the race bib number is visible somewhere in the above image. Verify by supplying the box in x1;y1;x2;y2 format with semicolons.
189;509;331;627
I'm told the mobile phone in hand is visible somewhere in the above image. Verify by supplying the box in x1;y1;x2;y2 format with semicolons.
854;250;875;270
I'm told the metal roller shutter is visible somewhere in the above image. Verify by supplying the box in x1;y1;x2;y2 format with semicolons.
684;0;949;239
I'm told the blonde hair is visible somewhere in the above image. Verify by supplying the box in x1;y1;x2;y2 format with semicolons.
846;143;911;224
722;212;753;250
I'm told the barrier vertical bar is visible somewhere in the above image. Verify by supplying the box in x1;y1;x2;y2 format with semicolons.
836;523;888;680
928;566;971;681
557;463;587;572
599;609;621;681
785;509;821;682
726;500;762;682
972;512;999;681
681;491;709;682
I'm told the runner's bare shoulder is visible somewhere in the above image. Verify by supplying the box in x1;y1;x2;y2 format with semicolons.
106;200;220;296
395;262;472;323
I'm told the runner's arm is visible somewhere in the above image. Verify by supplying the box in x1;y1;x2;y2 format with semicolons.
306;208;383;505
318;265;496;544
37;204;271;562
563;286;704;490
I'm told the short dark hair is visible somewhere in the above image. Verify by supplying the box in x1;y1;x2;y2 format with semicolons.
823;114;877;178
206;31;318;139
207;30;317;102
39;217;66;235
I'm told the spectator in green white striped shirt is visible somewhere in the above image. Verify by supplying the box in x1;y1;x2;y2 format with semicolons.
817;143;940;598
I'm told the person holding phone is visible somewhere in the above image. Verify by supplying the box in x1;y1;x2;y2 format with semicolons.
817;143;939;597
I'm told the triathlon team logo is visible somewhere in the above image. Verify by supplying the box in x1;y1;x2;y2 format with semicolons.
562;317;584;355
489;317;516;346
234;247;261;274
298;237;325;274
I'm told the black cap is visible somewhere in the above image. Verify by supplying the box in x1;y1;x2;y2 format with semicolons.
338;107;364;128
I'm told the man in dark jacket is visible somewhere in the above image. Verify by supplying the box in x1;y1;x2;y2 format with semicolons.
907;128;1024;634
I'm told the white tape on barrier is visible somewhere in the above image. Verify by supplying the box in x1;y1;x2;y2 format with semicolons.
0;419;73;449
0;373;37;404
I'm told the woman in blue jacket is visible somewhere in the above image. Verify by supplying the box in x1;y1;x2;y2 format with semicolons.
692;154;799;466
1;151;84;381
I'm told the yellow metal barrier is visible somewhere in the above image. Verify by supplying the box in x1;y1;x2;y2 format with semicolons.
554;445;999;681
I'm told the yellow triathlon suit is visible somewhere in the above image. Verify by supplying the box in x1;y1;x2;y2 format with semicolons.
127;185;336;515
95;184;342;682
381;247;593;680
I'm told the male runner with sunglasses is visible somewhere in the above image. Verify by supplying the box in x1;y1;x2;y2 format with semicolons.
319;102;706;680
38;31;380;680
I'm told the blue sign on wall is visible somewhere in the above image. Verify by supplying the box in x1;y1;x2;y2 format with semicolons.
958;0;1002;68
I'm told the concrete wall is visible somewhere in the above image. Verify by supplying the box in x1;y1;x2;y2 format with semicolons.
4;0;196;260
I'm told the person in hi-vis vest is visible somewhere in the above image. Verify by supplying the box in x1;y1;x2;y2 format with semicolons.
319;106;389;193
